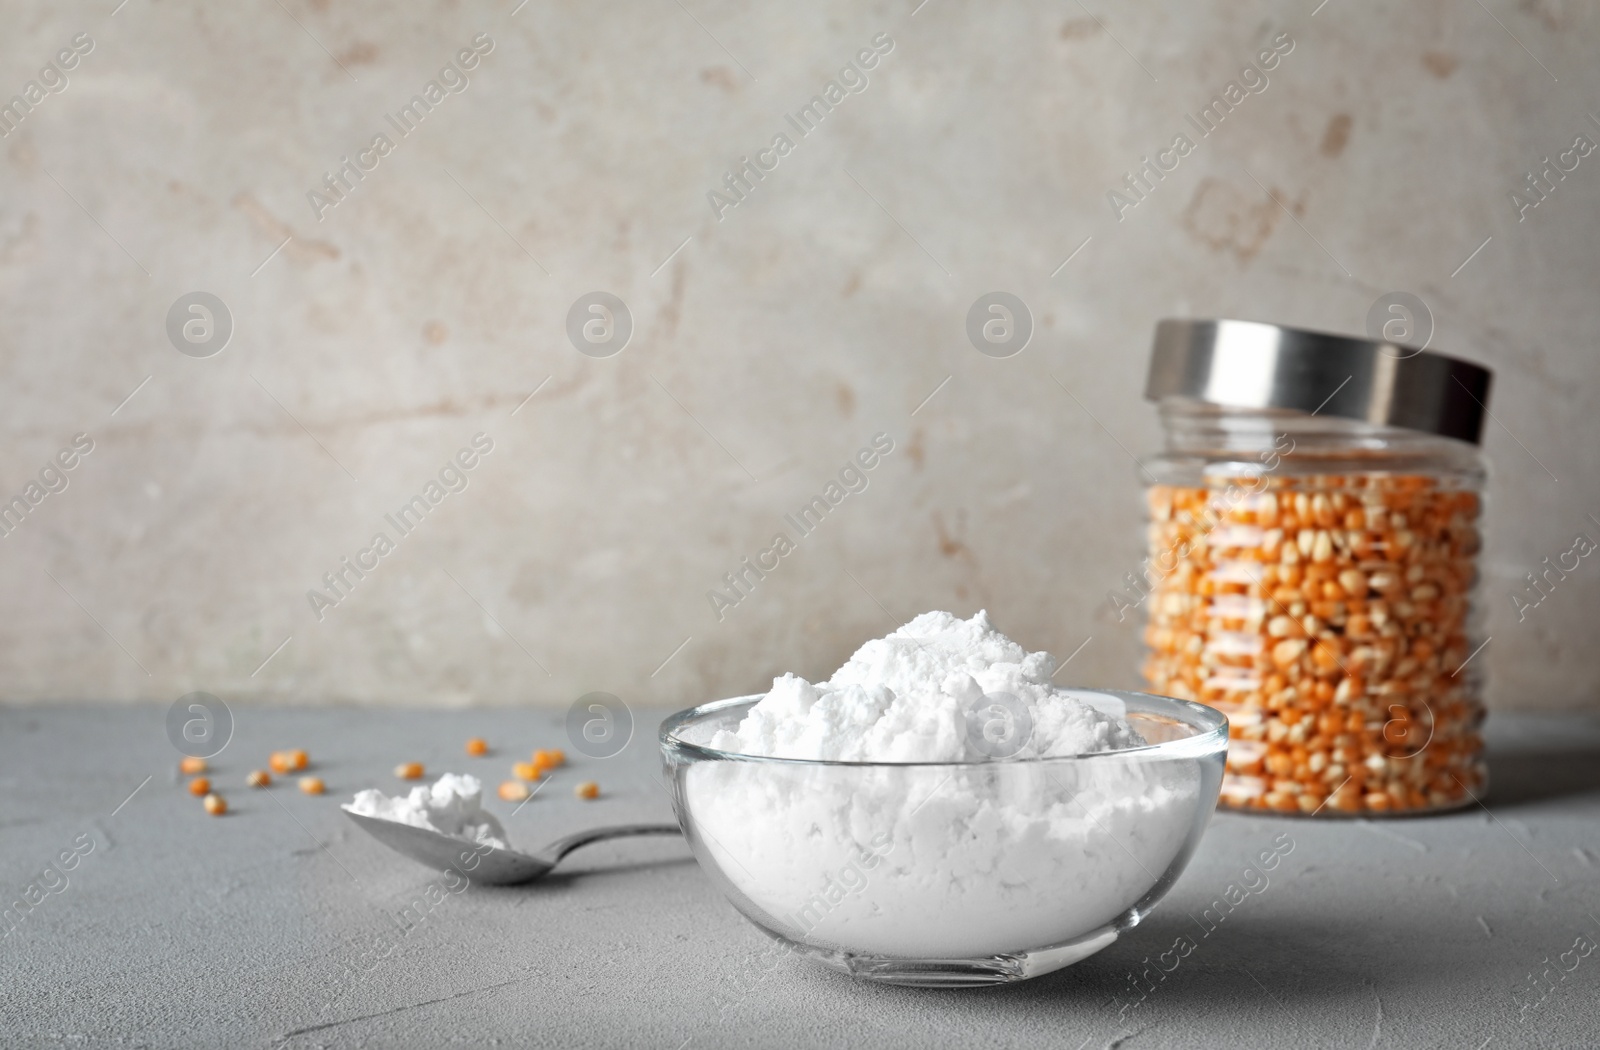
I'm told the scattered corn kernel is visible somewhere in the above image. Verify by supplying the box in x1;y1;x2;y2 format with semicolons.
179;756;207;775
498;780;531;802
465;737;488;756
299;776;325;795
532;749;567;773
203;793;227;816
512;761;540;781
270;749;309;774
188;777;211;797
394;762;425;780
575;781;600;800
246;770;271;788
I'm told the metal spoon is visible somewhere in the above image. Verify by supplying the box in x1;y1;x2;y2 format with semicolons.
343;809;681;886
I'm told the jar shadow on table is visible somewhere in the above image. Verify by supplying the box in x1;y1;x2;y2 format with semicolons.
1481;742;1600;809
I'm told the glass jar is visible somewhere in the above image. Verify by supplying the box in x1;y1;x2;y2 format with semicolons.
1138;319;1493;816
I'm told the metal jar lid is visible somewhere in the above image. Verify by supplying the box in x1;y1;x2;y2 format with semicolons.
1145;318;1493;444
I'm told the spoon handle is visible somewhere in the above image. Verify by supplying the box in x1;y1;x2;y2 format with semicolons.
542;822;681;864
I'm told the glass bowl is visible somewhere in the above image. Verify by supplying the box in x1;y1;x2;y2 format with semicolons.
659;689;1227;987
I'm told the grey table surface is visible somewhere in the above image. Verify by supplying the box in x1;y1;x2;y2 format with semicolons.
2;704;1598;1050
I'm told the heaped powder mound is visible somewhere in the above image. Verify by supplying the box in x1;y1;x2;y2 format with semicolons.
711;610;1147;761
344;773;510;850
688;611;1201;959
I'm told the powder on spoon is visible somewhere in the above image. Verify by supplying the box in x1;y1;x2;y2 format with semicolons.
344;772;510;851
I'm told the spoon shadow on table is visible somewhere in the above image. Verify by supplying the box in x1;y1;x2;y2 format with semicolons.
342;810;683;886
516;854;699;890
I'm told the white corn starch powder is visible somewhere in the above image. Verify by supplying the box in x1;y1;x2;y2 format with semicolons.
691;611;1199;959
345;773;510;851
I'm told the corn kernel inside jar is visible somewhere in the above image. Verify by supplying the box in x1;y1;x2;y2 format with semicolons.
1140;474;1485;815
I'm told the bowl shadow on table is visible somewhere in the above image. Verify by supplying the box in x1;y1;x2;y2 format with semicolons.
796;908;1453;1027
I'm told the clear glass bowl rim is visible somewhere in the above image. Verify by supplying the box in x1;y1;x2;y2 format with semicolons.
658;689;1229;769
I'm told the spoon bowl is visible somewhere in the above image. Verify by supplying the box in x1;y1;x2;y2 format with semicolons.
343;809;680;886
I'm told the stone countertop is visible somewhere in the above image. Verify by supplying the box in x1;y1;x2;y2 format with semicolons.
2;704;1598;1049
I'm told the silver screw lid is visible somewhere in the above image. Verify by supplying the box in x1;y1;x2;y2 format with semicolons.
1145;318;1493;445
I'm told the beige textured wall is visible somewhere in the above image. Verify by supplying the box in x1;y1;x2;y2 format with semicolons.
1;0;1597;710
